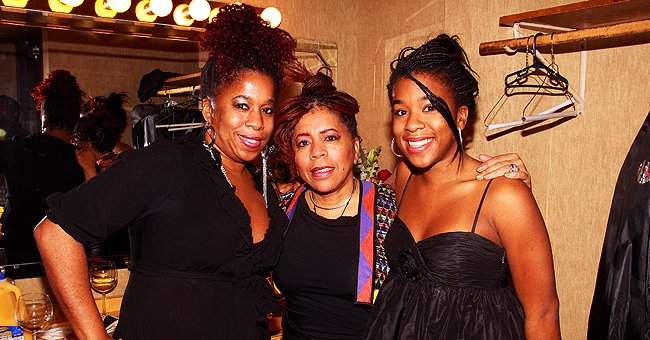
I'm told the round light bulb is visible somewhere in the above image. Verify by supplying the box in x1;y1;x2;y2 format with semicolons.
106;0;131;13
135;0;156;22
61;0;83;6
188;0;210;21
95;0;116;17
260;7;281;28
149;0;172;17
173;4;194;26
48;0;73;13
2;0;29;7
208;7;219;23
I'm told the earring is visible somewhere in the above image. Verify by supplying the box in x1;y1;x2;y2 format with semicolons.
391;138;404;158
458;128;463;148
202;124;217;147
261;145;270;208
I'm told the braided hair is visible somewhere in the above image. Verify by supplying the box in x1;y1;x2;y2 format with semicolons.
387;34;478;156
31;70;85;132
198;3;297;100
274;65;360;179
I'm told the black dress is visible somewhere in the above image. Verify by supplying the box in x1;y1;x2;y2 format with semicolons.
364;180;525;339
273;190;372;339
0;134;84;264
46;136;288;339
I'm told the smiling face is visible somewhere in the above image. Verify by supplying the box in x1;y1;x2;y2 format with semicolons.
202;70;276;165
293;107;360;197
391;73;468;170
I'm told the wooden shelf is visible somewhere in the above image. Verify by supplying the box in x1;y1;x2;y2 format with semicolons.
479;0;650;55
500;0;650;30
163;72;201;88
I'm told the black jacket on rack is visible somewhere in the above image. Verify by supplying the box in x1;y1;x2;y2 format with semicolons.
132;104;204;149
588;111;650;340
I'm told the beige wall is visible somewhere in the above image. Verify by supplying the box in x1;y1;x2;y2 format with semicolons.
353;1;650;339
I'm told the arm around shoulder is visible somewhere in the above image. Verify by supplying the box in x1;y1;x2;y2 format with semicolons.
34;218;112;340
488;178;561;340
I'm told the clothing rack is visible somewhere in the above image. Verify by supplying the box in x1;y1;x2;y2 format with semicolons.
479;0;650;56
479;0;650;131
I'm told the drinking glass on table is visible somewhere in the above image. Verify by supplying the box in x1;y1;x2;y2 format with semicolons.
15;293;53;339
89;261;118;317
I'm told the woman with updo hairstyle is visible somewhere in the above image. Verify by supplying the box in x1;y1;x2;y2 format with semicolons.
0;70;85;264
34;4;297;339
272;65;398;339
364;34;560;339
75;92;129;178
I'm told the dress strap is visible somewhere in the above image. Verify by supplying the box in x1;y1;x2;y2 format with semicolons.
471;179;494;233
397;172;413;211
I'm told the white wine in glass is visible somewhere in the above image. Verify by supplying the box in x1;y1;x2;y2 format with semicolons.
89;261;118;317
15;293;53;340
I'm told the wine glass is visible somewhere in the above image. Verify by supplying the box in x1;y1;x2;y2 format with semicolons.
15;293;53;339
89;261;118;317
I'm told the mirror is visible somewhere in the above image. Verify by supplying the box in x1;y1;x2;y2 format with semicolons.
0;11;337;278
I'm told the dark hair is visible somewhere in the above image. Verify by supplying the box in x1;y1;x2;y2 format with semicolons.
31;69;85;132
198;4;297;99
74;93;128;153
387;34;478;156
274;66;360;178
0;95;20;115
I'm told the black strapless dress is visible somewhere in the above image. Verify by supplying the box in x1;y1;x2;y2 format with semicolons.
364;180;525;339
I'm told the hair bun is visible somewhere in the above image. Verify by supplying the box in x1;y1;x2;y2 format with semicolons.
301;71;336;98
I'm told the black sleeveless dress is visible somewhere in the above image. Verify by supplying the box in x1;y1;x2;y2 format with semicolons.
364;180;525;339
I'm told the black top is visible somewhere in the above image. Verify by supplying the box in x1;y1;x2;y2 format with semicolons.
274;191;372;340
364;180;525;340
46;136;288;340
0;134;84;264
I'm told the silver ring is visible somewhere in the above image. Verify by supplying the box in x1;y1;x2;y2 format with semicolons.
509;164;520;172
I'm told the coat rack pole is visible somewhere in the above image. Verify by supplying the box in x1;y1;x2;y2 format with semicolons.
479;19;650;55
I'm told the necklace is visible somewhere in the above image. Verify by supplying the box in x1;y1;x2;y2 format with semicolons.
309;179;357;215
203;142;233;188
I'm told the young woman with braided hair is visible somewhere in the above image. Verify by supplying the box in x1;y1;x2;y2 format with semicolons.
363;34;560;339
34;4;297;339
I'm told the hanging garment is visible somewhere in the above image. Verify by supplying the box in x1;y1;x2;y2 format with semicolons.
588;111;650;339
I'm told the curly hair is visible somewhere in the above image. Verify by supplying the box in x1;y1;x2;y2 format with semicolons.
74;93;128;153
198;3;297;99
274;65;360;179
31;69;85;131
387;34;478;156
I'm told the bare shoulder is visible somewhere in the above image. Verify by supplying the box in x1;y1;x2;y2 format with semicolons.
484;177;538;215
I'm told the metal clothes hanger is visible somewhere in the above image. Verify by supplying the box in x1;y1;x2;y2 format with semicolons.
504;33;569;95
484;33;580;131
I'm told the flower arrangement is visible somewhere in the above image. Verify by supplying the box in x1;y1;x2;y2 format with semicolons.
356;146;392;184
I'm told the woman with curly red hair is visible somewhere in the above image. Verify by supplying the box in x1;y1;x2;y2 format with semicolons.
0;69;85;264
34;4;297;339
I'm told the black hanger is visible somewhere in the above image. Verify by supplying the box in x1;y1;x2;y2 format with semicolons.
504;33;569;96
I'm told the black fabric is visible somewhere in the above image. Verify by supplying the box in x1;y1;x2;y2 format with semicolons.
274;191;372;339
364;181;525;340
46;135;288;339
0;134;84;264
137;69;181;103
131;105;203;149
588;111;650;340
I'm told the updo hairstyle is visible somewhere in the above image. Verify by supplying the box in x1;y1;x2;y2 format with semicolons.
198;3;297;100
31;70;85;132
388;34;478;155
274;65;360;178
74;93;128;153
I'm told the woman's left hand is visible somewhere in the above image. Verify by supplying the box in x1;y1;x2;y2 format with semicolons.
475;153;531;189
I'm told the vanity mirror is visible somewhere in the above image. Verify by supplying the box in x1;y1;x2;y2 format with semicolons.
0;5;337;278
